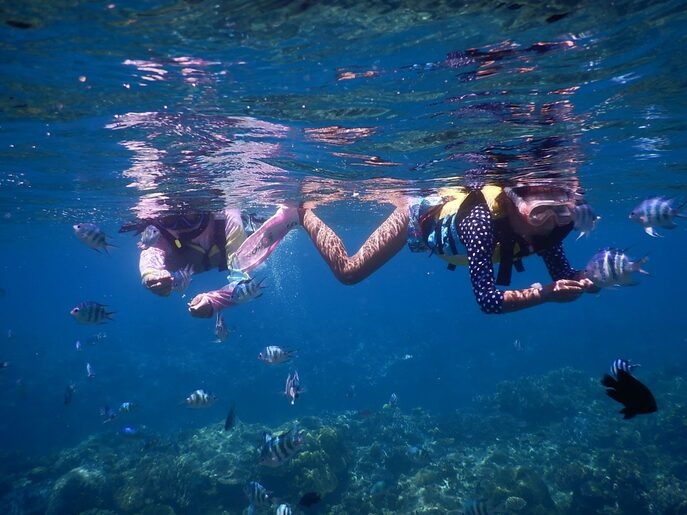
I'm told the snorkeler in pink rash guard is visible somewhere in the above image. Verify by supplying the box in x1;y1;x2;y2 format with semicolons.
121;206;299;318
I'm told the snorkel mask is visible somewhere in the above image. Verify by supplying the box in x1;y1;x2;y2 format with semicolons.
505;185;576;227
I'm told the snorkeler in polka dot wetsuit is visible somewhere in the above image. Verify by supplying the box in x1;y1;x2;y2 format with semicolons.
456;202;577;314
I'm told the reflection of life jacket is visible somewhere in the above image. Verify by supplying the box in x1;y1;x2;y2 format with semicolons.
154;214;229;272
412;185;573;286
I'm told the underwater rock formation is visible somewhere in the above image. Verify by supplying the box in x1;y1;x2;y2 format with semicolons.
46;466;110;515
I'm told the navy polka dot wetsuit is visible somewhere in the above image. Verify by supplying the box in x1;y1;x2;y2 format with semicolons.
456;202;576;313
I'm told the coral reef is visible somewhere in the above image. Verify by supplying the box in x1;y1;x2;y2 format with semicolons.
2;366;687;514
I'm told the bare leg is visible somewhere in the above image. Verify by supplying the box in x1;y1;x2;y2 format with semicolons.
300;207;409;285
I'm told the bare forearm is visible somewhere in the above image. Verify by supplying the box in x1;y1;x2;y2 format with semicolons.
502;278;592;313
501;286;545;313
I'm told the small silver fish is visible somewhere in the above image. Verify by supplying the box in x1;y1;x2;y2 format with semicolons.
100;405;117;422
119;401;137;413
137;225;161;250
230;277;265;304
73;223;115;253
573;202;601;240
284;371;301;405
70;301;114;324
171;265;194;296
86;332;108;345
630;196;687;237
258;346;296;365
214;313;229;343
184;388;216;408
585;248;649;288
86;362;95;378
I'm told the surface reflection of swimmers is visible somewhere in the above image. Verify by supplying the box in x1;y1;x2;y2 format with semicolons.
120;207;299;318
299;178;598;314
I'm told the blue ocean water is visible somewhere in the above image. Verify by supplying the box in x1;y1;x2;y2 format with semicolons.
1;1;687;513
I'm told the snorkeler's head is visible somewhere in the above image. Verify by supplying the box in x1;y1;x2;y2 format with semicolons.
505;182;577;228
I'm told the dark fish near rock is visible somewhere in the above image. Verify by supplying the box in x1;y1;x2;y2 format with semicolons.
298;491;321;508
6;20;34;29
601;369;657;419
224;403;236;431
63;384;76;405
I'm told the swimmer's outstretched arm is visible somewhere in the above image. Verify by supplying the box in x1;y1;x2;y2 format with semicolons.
300;207;409;285
188;284;236;318
139;242;173;296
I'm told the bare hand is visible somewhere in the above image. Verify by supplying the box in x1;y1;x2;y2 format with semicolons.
541;279;587;303
572;272;601;294
187;293;214;318
145;272;173;296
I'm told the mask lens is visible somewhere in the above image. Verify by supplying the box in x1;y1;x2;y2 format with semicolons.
528;203;572;226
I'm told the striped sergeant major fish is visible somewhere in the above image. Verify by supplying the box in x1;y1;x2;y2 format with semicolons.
243;481;274;512
137;225;160;250
573;201;601;240
171;264;194;296
183;389;216;408
276;504;293;515
260;425;304;467
230;277;265;304
610;358;641;379
73;222;116;254
629;196;687;237
70;301;114;324
584;248;649;288
460;498;498;515
258;345;297;365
